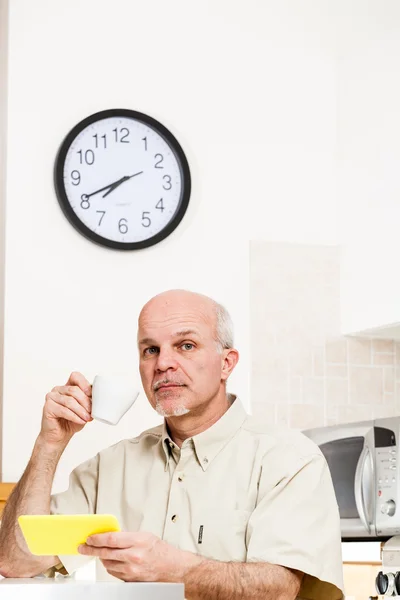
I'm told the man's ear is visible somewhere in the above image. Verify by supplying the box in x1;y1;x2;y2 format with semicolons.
221;349;239;381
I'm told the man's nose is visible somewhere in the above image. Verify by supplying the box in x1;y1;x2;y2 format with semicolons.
155;347;178;372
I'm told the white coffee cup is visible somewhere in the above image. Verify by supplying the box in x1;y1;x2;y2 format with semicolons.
91;375;140;425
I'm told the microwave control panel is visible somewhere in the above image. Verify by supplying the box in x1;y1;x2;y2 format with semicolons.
375;427;400;535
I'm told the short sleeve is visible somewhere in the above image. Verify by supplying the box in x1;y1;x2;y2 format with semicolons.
48;453;100;576
246;449;344;600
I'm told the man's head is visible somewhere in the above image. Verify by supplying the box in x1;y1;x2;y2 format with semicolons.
137;290;239;418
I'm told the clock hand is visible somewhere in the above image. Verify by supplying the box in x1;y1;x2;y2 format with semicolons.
102;171;144;198
82;176;128;200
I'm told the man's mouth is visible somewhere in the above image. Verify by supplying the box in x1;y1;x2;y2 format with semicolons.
158;384;182;389
155;382;184;391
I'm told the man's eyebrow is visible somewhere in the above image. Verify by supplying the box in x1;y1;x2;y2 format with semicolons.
138;330;201;346
138;337;155;346
173;329;201;338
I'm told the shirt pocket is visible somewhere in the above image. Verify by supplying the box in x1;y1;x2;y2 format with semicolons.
191;509;251;562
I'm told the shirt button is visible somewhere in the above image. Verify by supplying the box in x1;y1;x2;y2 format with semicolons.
178;475;183;482
203;457;209;464
171;514;178;522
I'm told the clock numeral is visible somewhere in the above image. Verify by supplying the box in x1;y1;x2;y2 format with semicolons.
118;218;128;234
156;198;165;212
142;137;147;151
77;149;95;165
71;170;81;186
80;194;90;210
142;212;151;228
93;134;107;149
96;211;106;226
154;154;164;169
113;128;130;143
163;175;172;190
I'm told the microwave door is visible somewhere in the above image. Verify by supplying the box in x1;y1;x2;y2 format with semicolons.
317;431;377;539
354;437;376;536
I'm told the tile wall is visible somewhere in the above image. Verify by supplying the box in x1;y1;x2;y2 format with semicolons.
250;241;400;429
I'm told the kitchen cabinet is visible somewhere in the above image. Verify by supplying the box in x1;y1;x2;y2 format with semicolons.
342;544;382;598
343;562;381;599
338;8;400;340
341;239;400;339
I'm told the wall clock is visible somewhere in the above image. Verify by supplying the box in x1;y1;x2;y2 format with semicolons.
54;109;191;250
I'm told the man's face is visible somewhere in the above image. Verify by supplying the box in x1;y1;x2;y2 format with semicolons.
138;295;226;417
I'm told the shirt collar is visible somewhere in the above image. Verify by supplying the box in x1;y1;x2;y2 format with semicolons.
161;396;247;471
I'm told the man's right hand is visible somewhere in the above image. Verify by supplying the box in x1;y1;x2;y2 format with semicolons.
40;372;93;447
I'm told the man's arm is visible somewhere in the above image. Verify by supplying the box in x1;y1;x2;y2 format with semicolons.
78;531;303;599
0;371;93;578
183;559;303;600
0;438;64;577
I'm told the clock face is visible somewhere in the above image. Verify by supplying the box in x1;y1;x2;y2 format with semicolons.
54;109;191;250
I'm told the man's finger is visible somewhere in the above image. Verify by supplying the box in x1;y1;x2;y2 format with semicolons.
79;545;125;561
66;371;92;396
86;532;138;548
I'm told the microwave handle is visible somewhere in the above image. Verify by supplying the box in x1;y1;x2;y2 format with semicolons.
354;444;374;534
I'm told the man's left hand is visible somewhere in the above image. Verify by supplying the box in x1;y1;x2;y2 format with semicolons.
78;531;204;582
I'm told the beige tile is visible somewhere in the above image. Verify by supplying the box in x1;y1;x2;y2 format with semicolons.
318;294;341;337
251;371;288;404
373;339;395;353
289;377;303;403
289;404;324;430
384;393;395;405
347;338;371;365
252;345;287;374
326;404;338;426
373;405;398;419
312;347;324;377
349;366;383;404
326;378;348;405
275;403;290;428
373;352;395;366
326;364;348;378
303;377;324;405
325;339;347;364
251;402;276;422
384;367;395;393
337;405;373;423
288;326;321;350
289;350;313;377
273;335;292;357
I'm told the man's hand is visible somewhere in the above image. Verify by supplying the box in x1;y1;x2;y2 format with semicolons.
78;531;203;582
40;371;93;447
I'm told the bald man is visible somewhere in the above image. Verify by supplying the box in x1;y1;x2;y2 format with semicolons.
0;290;344;600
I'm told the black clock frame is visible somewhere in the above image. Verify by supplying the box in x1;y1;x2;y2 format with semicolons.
54;108;191;251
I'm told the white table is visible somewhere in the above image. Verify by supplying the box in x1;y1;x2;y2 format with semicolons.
0;579;185;599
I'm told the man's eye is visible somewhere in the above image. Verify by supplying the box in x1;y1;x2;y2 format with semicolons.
182;343;194;351
144;347;158;356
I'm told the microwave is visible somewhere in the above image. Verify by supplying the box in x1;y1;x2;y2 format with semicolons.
303;417;400;541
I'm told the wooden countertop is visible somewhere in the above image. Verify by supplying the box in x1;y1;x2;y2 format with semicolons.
0;483;16;516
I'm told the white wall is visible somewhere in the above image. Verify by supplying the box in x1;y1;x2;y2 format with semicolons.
0;0;8;481
338;0;400;333
3;0;338;490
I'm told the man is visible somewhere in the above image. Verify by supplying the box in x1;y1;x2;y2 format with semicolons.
0;290;344;599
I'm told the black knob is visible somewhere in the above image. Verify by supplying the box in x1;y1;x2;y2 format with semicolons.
376;571;388;595
395;570;400;595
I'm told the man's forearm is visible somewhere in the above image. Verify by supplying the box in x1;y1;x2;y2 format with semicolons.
0;436;65;577
183;557;303;600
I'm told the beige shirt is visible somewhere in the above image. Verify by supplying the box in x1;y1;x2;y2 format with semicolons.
50;397;344;599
